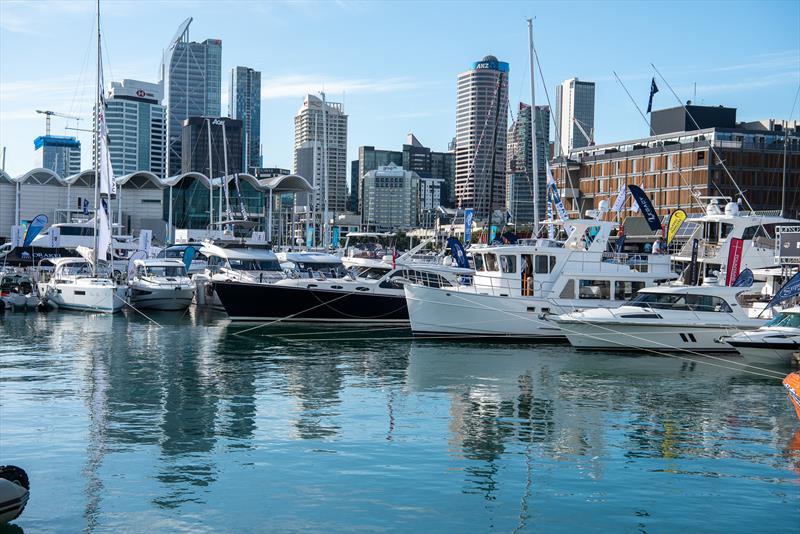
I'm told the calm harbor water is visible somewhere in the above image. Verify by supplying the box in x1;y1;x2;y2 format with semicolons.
1;310;798;533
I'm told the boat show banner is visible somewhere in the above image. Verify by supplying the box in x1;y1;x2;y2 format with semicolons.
446;237;470;269
628;185;661;231
464;209;474;243
689;238;699;285
666;209;686;245
22;214;48;247
732;268;754;287
725;237;745;286
765;271;800;310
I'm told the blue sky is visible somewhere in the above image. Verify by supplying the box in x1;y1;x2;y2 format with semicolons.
1;0;798;178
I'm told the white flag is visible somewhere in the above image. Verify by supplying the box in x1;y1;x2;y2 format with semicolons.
612;181;627;213
631;183;644;212
97;198;111;263
97;54;117;197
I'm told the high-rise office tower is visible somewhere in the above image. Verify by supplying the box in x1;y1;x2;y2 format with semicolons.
506;103;550;226
454;55;509;219
162;18;222;176
33;135;81;177
105;79;167;178
181;117;243;176
293;94;348;215
229;66;261;171
554;78;595;158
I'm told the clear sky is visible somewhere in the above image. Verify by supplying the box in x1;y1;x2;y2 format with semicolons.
1;0;798;178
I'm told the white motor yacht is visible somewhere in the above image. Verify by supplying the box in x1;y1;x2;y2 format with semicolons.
670;198;799;280
128;259;195;311
554;281;765;352
722;306;800;365
38;257;126;313
403;218;677;339
193;242;285;309
276;251;347;278
159;244;208;275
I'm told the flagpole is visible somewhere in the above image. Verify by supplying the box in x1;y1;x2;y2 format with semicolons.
528;18;539;237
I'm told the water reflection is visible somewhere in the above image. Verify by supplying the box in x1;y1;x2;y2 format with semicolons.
1;313;798;532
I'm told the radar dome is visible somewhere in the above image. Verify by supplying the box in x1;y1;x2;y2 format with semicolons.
482;55;498;62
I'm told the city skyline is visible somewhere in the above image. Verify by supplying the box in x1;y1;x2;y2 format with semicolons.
1;0;798;178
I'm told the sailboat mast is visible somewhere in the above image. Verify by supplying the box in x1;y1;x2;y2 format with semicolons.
92;0;100;277
206;118;214;233
528;18;540;237
321;91;329;248
782;122;788;218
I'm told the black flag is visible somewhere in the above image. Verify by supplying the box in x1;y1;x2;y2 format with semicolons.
646;77;659;113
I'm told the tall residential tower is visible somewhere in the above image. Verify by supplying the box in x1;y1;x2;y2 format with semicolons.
554;78;595;158
454;55;509;219
506;103;550;226
229;66;261;171
293;94;348;215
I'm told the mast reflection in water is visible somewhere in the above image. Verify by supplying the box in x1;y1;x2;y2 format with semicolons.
0;313;798;533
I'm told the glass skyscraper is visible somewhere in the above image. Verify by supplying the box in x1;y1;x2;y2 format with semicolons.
33;136;81;177
229;66;261;171
506;103;550;226
163;19;222;176
554;78;595;158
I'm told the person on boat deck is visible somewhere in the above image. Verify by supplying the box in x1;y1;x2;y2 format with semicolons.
652;236;665;254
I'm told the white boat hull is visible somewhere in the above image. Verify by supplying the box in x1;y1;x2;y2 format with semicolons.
44;279;126;313
724;331;800;365
403;283;564;339
130;286;194;311
559;320;756;352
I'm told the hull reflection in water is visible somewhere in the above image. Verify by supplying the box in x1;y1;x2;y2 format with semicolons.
0;313;797;533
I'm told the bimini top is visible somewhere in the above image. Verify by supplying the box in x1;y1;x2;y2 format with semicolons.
199;242;278;261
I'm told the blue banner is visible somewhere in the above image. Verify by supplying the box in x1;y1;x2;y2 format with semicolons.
464;208;474;243
23;214;48;247
446;237;470;269
766;271;800;310
490;225;498;243
628;184;661;231
331;226;340;247
732;268;754;287
182;246;198;273
306;226;314;248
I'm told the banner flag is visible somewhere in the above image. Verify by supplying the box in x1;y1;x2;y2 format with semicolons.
138;229;152;255
97;198;111;262
631;183;644;212
49;227;61;248
628;184;661;231
611;181;626;213
732;268;754;288
23;214;48;247
667;209;687;245
490;225;498;243
234;174;249;219
181;246;198;273
464;208;474;243
331;226;340;247
689;238;700;285
447;237;470;269
306;226;314;248
725;237;744;286
765;271;800;310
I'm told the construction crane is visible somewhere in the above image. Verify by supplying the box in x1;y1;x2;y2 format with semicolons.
572;117;594;146
36;110;82;136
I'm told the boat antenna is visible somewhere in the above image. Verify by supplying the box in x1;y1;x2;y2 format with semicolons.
92;0;100;277
651;63;755;214
612;70;705;212
528;18;539;237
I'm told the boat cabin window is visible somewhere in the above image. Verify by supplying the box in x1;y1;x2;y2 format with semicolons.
379;269;449;290
147;265;186;277
356;267;391;280
742;224;776;241
614;281;646;301
559;279;575;299
59;226;95;236
484;254;498;272
578;280;611;299
629;292;732;312
534;255;555;274
720;223;734;240
704;221;720;243
765;312;800;328
227;258;282;271
473;254;484;271
499;255;516;274
295;262;346;277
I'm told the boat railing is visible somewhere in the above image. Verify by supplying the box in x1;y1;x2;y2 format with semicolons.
443;273;542;297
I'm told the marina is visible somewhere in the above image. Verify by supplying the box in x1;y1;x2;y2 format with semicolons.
1;311;799;532
1;0;799;531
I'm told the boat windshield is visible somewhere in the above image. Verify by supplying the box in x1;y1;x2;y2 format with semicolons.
295;262;347;277
628;292;733;312
764;312;800;328
227;258;282;271
146;266;186;277
355;266;391;280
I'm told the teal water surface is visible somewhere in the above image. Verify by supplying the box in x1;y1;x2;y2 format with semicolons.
0;311;798;533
